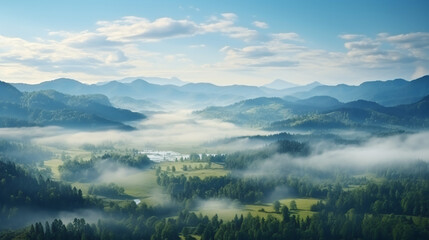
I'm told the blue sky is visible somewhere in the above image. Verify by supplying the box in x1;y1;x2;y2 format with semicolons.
0;0;428;85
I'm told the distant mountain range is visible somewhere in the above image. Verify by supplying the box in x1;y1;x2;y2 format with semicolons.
12;78;323;110
6;75;429;131
0;81;145;129
196;94;429;130
13;76;428;112
292;75;429;106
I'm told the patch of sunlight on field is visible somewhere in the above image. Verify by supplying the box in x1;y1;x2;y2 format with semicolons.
44;158;62;180
195;198;320;221
68;168;169;205
180;235;201;240
279;198;320;218
279;198;320;211
194;203;278;221
159;162;228;179
112;168;170;205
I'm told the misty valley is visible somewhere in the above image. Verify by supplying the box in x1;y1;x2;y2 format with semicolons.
1;76;429;240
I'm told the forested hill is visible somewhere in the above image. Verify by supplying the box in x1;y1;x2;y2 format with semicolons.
196;95;429;130
292;75;429;106
0;81;145;130
0;160;94;229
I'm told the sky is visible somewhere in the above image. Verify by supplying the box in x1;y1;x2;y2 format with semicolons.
0;0;428;86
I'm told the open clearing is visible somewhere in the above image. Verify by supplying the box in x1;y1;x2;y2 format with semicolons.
194;198;320;221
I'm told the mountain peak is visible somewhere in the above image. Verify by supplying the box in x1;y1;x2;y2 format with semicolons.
344;99;383;110
118;76;187;86
130;79;151;85
263;79;299;90
39;78;86;89
47;78;82;85
306;81;322;87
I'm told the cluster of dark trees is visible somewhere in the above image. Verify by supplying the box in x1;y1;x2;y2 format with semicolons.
0;160;97;229
157;174;326;203
0;161;87;210
313;180;429;217
88;183;126;198
59;153;151;182
99;153;152;169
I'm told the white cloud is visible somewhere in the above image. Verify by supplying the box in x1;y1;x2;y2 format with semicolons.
272;33;301;41
214;35;307;70
94;13;258;43
221;13;238;21
253;21;268;29
339;34;366;40
382;32;429;49
341;33;429;67
96;17;200;42
202;14;258;41
189;44;206;48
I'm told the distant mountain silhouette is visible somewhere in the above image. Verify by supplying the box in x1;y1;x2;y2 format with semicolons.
197;93;429;130
271;95;429;130
12;78;323;109
292;75;429;106
262;79;299;89
12;75;429;112
117;76;187;86
295;96;342;109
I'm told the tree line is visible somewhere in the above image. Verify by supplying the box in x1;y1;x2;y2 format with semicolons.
59;153;151;182
157;173;326;204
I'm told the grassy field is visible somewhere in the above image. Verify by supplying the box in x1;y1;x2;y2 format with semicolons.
158;161;228;179
43;158;62;179
194;198;320;221
279;198;320;219
43;147;93;180
113;169;169;205
180;235;201;240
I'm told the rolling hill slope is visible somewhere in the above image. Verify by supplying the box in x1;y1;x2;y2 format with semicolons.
292;75;429;106
197;94;429;130
0;81;145;129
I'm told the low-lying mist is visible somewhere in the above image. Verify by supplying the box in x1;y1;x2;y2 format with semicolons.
195;198;242;211
0;111;268;152
243;131;429;177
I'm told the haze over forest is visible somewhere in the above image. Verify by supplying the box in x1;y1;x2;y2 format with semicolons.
1;1;429;240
